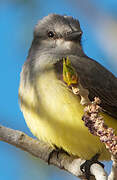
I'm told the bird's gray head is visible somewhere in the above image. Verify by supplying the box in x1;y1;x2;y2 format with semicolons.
28;14;84;68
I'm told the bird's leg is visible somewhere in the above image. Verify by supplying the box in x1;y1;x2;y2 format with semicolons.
48;145;69;164
80;153;104;180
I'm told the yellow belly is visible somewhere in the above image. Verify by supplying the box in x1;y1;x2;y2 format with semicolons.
19;68;117;160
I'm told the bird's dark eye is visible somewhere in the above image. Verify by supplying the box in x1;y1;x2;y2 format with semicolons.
48;31;55;38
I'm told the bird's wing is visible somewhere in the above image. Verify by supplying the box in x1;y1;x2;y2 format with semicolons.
71;55;117;119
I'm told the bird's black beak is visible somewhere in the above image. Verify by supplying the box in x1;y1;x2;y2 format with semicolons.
65;31;82;41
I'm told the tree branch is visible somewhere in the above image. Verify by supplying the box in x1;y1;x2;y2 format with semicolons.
0;124;107;180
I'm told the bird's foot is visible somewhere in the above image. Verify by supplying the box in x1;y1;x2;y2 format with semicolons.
80;154;104;180
48;146;69;164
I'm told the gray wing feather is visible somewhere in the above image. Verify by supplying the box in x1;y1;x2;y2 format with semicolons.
70;55;117;119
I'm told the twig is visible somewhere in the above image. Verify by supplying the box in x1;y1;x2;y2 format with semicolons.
90;163;108;180
82;97;117;157
82;97;117;180
0;124;108;180
108;155;117;180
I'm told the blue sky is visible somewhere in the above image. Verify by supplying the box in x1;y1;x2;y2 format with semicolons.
0;0;116;179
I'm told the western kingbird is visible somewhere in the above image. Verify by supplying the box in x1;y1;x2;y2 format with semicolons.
19;14;117;162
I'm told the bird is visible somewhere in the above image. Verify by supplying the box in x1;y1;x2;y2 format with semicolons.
19;14;117;174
